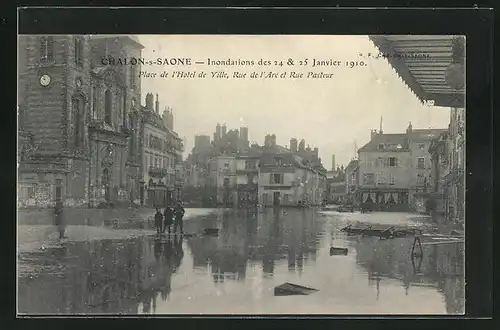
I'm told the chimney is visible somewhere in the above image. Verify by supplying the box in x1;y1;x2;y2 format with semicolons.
145;93;154;110
406;121;413;134
155;94;159;114
222;124;227;137
290;138;298;153
299;139;305;152
215;123;221;141
271;134;276;146
331;154;336;171
371;129;378;140
264;134;271;147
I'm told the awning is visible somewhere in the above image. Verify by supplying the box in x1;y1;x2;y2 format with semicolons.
369;35;465;108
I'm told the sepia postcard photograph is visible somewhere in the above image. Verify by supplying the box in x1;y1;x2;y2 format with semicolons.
17;33;466;315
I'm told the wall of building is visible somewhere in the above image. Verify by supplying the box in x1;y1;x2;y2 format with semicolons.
358;151;412;189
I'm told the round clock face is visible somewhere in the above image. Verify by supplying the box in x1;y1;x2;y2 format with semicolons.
40;74;51;87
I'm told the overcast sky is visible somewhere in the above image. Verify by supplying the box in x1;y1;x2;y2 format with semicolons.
137;35;450;170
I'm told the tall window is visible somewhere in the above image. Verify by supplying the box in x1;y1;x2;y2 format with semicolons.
389;174;395;185
104;89;112;125
116;91;122;126
245;160;256;169
74;37;84;68
91;86;98;119
130;66;136;88
128;113;135;156
40;36;54;62
122;91;127;126
389;157;398;167
270;173;284;184
417;157;425;169
73;97;84;147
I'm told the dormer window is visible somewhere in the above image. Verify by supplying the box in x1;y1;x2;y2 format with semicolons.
378;143;385;150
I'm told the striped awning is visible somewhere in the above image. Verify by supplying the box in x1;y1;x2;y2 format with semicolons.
369;35;465;108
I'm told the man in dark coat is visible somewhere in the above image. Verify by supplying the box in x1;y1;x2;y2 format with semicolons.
163;205;174;235
154;208;164;235
173;201;185;235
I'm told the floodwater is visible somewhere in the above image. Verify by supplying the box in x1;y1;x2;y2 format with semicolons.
17;208;465;315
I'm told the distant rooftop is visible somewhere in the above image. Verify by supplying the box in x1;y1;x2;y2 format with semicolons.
358;128;448;153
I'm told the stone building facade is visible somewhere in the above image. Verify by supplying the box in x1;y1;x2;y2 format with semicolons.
139;94;183;207
18;35;143;208
258;152;326;207
356;124;446;211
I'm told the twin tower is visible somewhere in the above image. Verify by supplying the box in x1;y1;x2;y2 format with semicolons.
214;123;249;144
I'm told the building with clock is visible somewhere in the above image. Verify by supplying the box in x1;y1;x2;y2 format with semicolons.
18;35;144;208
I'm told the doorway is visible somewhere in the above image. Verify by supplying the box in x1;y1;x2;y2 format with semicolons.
273;191;281;206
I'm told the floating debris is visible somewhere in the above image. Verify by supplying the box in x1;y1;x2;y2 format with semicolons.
274;282;319;296
330;247;348;256
203;228;219;236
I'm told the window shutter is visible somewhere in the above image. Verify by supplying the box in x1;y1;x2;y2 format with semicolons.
78;39;84;67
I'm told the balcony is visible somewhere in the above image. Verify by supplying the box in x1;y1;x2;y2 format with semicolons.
148;167;168;178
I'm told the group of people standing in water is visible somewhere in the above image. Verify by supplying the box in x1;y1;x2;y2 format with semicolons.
154;201;185;236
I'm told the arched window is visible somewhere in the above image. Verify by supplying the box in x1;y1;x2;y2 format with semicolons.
128;113;135;156
40;36;54;62
91;86;98;119
104;89;112;126
73;97;84;147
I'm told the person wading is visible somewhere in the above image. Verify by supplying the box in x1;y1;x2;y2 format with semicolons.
163;205;174;235
173;201;185;235
154;208;164;236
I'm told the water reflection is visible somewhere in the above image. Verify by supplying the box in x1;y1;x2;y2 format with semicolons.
18;209;465;314
354;237;465;314
18;235;184;314
185;208;323;282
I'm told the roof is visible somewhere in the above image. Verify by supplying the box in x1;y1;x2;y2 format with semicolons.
408;129;448;141
369;35;464;108
358;133;409;152
345;159;359;171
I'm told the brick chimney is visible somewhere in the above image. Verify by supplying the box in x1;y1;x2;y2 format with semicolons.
155;94;159;114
